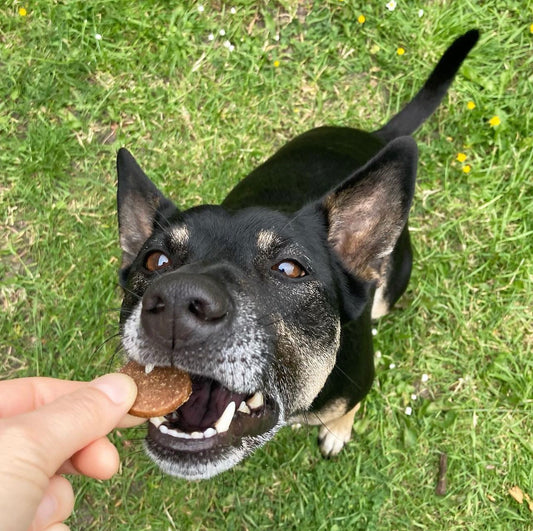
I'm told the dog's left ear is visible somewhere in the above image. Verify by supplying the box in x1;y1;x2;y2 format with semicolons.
322;136;417;282
117;148;176;269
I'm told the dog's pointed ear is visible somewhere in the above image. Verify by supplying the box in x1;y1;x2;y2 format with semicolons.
322;136;417;282
117;148;176;269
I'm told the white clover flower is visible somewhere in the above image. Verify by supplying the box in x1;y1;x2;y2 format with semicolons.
95;33;102;40
372;328;378;336
389;363;396;369
219;29;226;36
197;5;205;13
208;33;215;41
405;406;413;416
421;373;430;383
222;40;235;52
418;8;424;17
230;7;236;14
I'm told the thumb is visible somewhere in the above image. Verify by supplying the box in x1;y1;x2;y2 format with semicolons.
11;373;137;479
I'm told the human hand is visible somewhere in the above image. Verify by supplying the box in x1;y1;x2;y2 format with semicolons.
0;374;146;531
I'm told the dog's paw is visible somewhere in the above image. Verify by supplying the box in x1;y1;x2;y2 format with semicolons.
318;424;352;457
317;403;360;458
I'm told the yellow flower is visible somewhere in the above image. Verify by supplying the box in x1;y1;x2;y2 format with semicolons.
273;60;280;68
467;101;476;110
358;15;366;24
489;116;501;127
18;7;27;16
397;47;405;56
456;153;467;163
530;23;533;34
462;165;471;174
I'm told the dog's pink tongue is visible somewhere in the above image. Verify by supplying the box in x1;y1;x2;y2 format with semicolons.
119;361;192;418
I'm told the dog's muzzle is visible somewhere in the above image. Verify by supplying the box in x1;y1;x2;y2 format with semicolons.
123;270;282;479
141;272;232;350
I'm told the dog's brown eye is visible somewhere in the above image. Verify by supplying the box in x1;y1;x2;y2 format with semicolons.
145;251;171;272
272;260;306;279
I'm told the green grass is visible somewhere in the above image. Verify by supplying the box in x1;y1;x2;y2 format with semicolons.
1;0;532;529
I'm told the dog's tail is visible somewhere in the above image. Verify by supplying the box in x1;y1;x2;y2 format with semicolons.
375;30;479;142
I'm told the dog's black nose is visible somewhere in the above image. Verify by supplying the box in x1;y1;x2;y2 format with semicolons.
141;272;231;349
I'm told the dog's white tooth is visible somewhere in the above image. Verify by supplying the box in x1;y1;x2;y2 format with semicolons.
238;401;251;415
145;363;155;374
159;424;169;434
203;427;217;438
246;391;264;410
191;431;204;439
162;427;192;439
149;416;167;429
173;430;192;439
214;401;236;434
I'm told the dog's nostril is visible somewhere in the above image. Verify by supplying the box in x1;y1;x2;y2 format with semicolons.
188;298;227;322
188;299;203;318
144;294;166;314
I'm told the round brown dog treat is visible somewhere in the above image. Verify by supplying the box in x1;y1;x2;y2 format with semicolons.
119;361;192;418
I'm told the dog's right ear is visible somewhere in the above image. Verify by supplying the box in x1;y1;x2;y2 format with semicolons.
117;148;176;270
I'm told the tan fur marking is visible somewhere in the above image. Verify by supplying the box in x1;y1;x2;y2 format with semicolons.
317;402;361;457
256;230;279;253
290;397;349;427
171;225;190;248
371;284;390;319
276;317;340;412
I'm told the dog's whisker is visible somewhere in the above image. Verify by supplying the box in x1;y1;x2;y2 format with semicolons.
104;343;125;372
87;333;121;363
152;209;174;232
120;285;142;300
331;364;364;394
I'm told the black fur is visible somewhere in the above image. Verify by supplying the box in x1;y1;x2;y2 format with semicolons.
116;30;478;479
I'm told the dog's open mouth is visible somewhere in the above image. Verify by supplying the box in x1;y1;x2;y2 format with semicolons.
146;375;279;452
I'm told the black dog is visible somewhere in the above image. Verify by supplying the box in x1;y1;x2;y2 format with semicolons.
116;30;478;479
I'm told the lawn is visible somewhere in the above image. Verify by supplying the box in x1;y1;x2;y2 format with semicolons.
1;1;532;529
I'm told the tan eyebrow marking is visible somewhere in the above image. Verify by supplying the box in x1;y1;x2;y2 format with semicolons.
256;230;281;253
170;225;190;248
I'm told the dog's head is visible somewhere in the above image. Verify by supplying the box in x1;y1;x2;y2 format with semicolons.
115;137;416;479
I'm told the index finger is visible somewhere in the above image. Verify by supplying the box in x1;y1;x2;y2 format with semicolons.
0;377;146;428
0;377;84;417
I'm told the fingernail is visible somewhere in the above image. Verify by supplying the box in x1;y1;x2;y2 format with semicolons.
34;493;57;527
91;373;136;405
